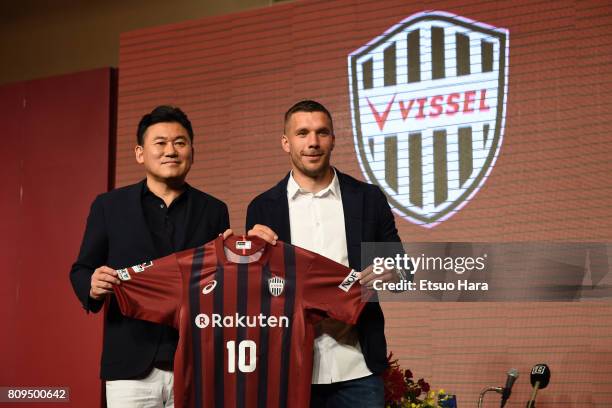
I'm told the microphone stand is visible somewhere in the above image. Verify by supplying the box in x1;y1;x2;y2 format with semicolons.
477;386;503;408
525;380;541;408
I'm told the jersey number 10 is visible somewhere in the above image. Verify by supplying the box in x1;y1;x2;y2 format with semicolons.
226;340;257;373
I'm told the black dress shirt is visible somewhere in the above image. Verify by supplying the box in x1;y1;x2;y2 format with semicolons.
141;183;189;370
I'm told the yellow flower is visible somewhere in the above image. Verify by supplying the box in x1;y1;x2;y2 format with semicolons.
438;389;446;395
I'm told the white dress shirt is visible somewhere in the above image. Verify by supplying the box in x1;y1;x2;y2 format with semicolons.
287;170;372;384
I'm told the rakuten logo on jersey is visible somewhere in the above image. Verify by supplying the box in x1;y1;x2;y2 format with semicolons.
194;313;289;329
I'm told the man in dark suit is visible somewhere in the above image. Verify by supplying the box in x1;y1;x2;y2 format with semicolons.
246;100;403;408
70;106;229;407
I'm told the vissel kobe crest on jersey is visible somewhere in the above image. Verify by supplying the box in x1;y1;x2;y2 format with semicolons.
348;11;509;227
268;275;284;297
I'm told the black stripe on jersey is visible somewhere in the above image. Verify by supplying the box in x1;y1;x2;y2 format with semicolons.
236;263;248;408
189;246;205;408
214;262;225;408
279;244;296;408
257;263;272;408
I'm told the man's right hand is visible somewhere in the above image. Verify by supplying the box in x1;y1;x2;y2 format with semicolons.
247;224;278;245
90;266;121;300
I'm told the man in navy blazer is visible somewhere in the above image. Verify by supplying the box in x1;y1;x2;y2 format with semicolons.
246;100;403;407
70;106;229;407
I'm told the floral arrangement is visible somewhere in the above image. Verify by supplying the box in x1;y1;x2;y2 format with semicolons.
383;352;452;408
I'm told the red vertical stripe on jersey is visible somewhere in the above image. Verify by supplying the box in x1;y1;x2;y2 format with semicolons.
288;250;314;407
200;243;218;407
222;262;238;408
245;262;262;407
265;244;286;408
186;245;205;408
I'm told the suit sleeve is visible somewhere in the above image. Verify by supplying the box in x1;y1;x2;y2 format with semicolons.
219;201;230;234
69;195;107;313
372;186;412;284
301;251;371;325
245;199;260;233
112;252;183;329
374;186;401;243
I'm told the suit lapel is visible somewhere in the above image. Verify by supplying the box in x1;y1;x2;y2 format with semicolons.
273;173;292;243
130;179;158;256
338;170;363;269
179;184;207;249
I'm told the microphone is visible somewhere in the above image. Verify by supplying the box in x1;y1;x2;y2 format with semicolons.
500;368;519;407
526;364;551;408
477;367;517;408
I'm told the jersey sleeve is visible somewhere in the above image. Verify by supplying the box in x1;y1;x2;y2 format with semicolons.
300;250;371;325
112;251;183;329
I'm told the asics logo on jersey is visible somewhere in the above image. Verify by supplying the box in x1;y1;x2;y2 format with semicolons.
194;313;290;328
202;280;217;295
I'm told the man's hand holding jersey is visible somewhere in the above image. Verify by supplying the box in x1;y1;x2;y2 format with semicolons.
359;263;401;290
90;229;235;301
247;224;278;246
245;224;408;291
90;266;121;300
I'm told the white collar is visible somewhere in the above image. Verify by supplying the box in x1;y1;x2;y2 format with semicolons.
287;169;341;200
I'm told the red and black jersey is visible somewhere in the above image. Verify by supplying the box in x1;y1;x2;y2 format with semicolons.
113;235;368;408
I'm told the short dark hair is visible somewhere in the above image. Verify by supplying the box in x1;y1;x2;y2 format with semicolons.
136;105;194;145
283;100;333;133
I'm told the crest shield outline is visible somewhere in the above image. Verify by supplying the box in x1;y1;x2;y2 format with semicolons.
348;11;509;227
268;275;285;297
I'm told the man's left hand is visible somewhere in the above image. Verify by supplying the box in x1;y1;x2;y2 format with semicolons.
359;264;400;289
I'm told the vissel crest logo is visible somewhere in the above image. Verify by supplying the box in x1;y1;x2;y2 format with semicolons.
348;11;509;227
268;275;284;297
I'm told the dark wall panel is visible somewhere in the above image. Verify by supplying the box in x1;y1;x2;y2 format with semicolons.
0;68;114;407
